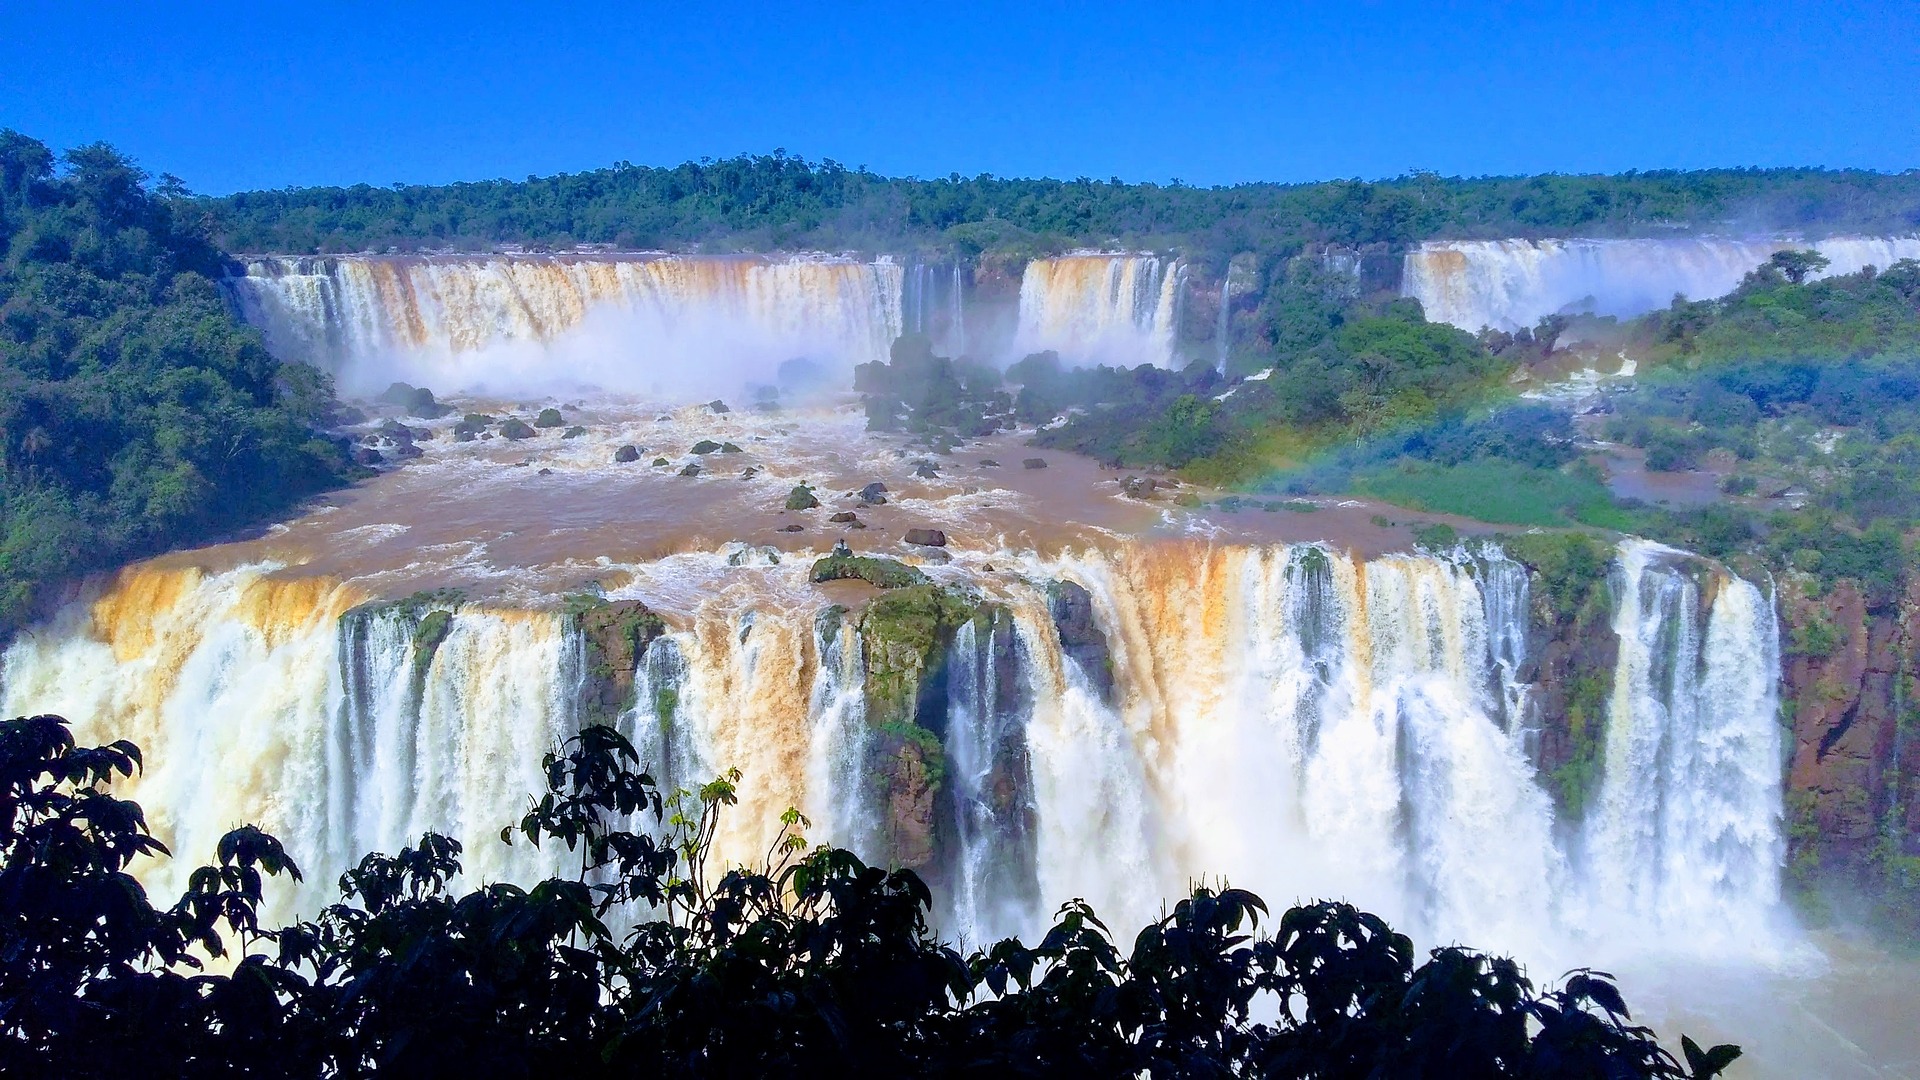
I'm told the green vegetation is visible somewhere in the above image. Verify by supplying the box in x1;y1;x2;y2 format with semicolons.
808;552;930;589
0;714;1741;1077
202;148;1920;256
856;584;976;728
0;132;353;635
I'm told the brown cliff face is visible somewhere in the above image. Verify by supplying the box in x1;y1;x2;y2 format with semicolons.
1780;578;1920;883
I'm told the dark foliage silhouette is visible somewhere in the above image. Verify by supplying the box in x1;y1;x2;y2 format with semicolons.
0;713;1741;1077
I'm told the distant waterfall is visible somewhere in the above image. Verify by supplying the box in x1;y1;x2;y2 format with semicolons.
1404;235;1920;331
226;254;904;396
1;538;1788;965
1013;254;1182;367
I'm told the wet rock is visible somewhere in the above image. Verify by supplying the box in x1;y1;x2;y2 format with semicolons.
810;552;929;589
786;484;820;510
721;442;744;453
912;462;939;479
691;439;723;454
903;528;947;547
614;445;641;463
707;399;731;414
389;443;423;459
652;457;669;466
537;467;553;475
499;418;536;440
562;425;588;439
741;466;761;479
1022;457;1049;469
679;463;702;477
571;598;666;723
979;458;1001;467
829;511;859;523
534;408;564;428
352;447;385;467
779;523;805;532
1123;475;1160;498
859;482;889;505
1047;580;1115;705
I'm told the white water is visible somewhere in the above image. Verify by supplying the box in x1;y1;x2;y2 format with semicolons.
1;540;1788;971
227;254;904;397
1405;236;1920;331
1013;254;1183;367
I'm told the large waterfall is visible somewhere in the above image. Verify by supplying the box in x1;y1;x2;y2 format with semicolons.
1013;254;1183;367
0;538;1786;968
226;254;905;395
1404;236;1920;331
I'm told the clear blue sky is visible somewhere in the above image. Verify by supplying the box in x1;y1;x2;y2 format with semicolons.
2;1;1915;195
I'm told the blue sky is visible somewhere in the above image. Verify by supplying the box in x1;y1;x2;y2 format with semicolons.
2;1;1916;195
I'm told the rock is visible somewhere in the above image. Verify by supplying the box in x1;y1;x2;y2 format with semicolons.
331;405;368;426
691;439;723;454
810;553;929;589
1123;475;1159;498
534;408;564;428
562;426;588;439
780;523;804;532
652;457;669;466
1047;580;1115;704
859;482;889;505
786;484;820;510
979;458;1001;467
829;511;859;523
537;467;553;475
614;445;641;463
912;462;939;479
454;429;476;443
679;463;702;477
499;418;536;440
741;466;761;479
389;443;423;459
721;442;744;453
571;598;666;723
707;399;730;414
903;528;947;547
1022;457;1049;469
377;382;418;406
352;447;385;467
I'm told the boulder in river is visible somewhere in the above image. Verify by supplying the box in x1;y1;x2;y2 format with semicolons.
534;408;564;428
679;463;702;477
614;445;640;463
903;528;947;547
859;482;889;505
912;462;939;479
786;484;820;510
1022;457;1048;469
562;425;588;439
499;418;536;440
829;511;858;523
691;439;723;454
707;399;731;414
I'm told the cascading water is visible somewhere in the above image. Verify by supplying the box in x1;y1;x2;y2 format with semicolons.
941;613;1040;945
0;538;1788;969
1013;254;1182;367
1579;541;1785;949
1404;235;1920;332
226;254;904;395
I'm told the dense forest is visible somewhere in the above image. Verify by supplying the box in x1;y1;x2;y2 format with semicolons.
0;131;353;636
0;713;1743;1078
206;152;1920;260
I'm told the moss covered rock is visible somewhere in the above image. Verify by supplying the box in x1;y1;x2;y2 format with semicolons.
566;596;666;724
786;484;820;510
534;408;564;428
811;553;930;589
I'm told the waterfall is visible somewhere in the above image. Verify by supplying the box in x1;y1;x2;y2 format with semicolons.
806;608;880;854
942;613;1039;945
0;537;1789;967
950;262;967;357
1013;254;1182;367
225;254;904;396
1404;235;1920;332
1214;271;1232;372
1580;541;1784;949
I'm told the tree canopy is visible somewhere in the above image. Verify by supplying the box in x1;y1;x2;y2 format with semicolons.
0;131;352;635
